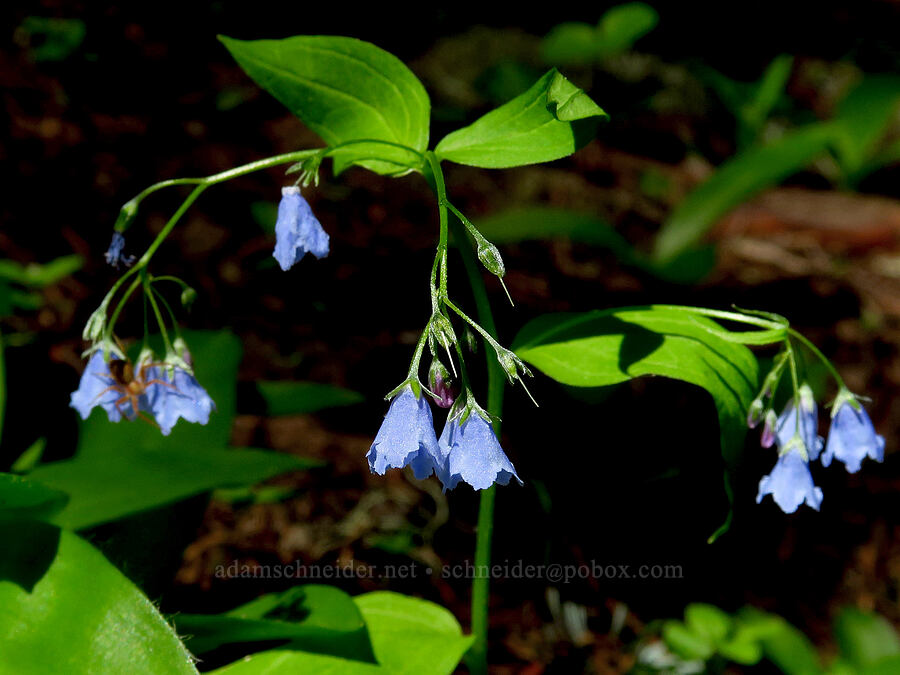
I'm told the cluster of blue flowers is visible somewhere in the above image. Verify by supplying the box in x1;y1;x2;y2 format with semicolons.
70;343;215;436
367;386;521;491
756;385;884;513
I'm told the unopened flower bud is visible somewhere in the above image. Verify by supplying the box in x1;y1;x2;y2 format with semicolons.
747;398;765;428
477;240;505;278
428;359;455;409
82;306;107;342
180;285;197;310
761;410;778;448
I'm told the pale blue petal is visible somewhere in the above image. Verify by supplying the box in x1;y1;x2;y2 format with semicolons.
756;450;823;513
273;187;329;271
367;387;441;479
443;413;522;491
822;402;885;473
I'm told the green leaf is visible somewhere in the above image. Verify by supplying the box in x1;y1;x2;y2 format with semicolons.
834;608;900;668
354;592;472;673
219;35;430;176
17;17;86;62
512;306;758;465
176;585;375;662
0;255;83;287
662;621;715;661
0;472;68;520
540;23;599;67
435;69;607;169
0;520;197;673
737;610;823;675
652;123;836;263
257;381;364;416
595;2;659;58
685;603;732;644
212;591;472;674
859;655;900;675
832;75;900;179
30;331;304;530
11;437;47;473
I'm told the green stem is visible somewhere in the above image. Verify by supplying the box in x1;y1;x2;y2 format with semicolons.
142;270;172;354
105;276;143;341
659;305;784;330
450;217;504;675
787;327;846;390
425;153;449;297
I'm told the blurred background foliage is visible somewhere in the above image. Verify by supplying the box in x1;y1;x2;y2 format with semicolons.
1;1;899;672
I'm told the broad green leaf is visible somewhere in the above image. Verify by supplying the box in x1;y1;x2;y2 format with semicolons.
832;75;900;179
30;331;304;530
834;608;900;668
652;123;836;263
0;520;197;674
512;306;758;464
354;592;473;673
662;621;715;661
435;69;607;169
219;35;429;176
685;603;732;644
257;381;363;416
0;472;68;520
176;586;375;662
213;591;472;675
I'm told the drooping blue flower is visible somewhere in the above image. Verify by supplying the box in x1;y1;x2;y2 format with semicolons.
70;350;214;436
104;232;136;269
150;366;216;435
756;448;824;513
367;386;442;480
436;411;522;491
70;349;156;423
273;186;329;271
774;385;823;461
821;395;885;473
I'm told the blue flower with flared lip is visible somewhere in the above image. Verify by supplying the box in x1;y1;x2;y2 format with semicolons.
756;447;823;513
367;386;442;480
273;186;329;271
150;366;216;435
821;394;885;473
70;350;214;436
774;385;822;461
70;349;157;423
436;410;522;491
104;232;135;269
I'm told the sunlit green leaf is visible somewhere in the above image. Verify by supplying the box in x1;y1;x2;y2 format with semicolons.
435;69;607;168
0;520;197;673
219;35;430;176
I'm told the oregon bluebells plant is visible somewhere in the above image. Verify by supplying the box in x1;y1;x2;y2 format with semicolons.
76;34;892;674
273;186;329;271
822;389;885;473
